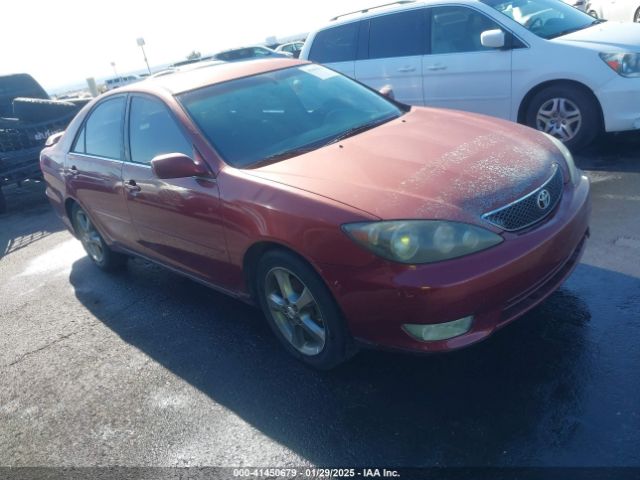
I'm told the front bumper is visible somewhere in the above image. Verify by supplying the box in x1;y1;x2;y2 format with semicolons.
595;75;640;133
318;174;591;353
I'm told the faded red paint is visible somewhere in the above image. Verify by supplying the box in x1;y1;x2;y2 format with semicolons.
40;59;590;353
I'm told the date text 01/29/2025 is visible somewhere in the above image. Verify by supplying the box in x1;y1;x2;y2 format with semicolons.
232;468;401;478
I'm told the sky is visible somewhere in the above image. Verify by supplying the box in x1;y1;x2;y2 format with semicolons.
0;0;375;93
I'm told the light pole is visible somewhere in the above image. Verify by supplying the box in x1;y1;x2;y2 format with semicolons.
136;37;152;75
110;61;120;80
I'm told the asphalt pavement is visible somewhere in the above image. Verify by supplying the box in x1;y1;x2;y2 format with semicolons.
0;133;639;468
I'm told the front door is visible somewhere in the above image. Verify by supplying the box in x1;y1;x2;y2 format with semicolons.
422;6;512;119
121;95;230;287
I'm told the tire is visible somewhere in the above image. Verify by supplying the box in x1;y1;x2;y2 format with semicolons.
635;7;640;22
524;84;600;150
12;97;78;123
255;249;355;369
71;203;126;271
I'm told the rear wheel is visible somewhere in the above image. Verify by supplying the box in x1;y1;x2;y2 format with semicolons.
256;250;354;369
635;7;640;22
71;204;126;271
525;85;600;150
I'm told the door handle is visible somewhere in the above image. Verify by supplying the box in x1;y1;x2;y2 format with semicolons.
125;179;141;193
426;64;447;71
397;66;416;72
69;165;79;176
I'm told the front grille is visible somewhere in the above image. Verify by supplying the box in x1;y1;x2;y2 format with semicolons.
483;164;563;231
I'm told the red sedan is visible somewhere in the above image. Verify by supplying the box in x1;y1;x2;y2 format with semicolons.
40;59;590;369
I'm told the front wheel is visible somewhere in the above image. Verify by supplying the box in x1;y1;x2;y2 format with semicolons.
525;85;600;150
256;250;354;369
71;204;126;271
634;7;640;22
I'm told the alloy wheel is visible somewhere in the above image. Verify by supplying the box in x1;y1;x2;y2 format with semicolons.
264;267;326;356
535;97;582;142
75;210;105;263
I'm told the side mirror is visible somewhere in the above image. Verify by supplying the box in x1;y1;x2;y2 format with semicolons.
480;29;506;49
379;85;395;100
151;153;211;179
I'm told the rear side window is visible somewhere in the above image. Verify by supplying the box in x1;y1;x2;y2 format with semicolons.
430;6;502;54
308;22;359;63
82;97;125;159
71;126;86;153
368;10;426;59
128;96;192;164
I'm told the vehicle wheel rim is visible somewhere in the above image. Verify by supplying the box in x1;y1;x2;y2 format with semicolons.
264;267;326;356
635;9;640;22
535;97;582;142
75;210;105;263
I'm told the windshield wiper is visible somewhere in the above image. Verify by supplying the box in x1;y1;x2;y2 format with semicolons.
249;146;319;168
547;19;606;39
324;115;399;147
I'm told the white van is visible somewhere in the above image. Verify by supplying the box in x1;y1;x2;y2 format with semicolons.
300;0;640;148
104;75;140;91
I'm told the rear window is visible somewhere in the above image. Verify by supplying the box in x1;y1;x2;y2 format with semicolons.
308;22;359;63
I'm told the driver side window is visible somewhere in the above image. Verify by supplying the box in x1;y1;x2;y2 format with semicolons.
430;6;502;54
128;96;193;164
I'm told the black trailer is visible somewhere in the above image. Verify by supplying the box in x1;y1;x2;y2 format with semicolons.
0;74;89;213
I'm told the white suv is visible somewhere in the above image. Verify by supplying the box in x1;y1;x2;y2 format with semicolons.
300;0;640;148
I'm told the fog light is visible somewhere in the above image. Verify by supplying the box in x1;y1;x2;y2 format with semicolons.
403;316;473;342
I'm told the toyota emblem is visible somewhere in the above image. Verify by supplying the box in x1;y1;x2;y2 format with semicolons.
537;189;551;210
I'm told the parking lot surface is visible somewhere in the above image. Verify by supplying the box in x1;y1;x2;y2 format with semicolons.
1;134;639;467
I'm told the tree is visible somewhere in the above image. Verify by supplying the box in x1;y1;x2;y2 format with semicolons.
186;50;201;61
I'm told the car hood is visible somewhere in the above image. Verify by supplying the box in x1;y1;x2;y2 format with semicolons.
554;21;640;50
246;108;564;227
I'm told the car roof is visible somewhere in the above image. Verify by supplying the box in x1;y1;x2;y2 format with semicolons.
114;58;308;96
320;0;482;27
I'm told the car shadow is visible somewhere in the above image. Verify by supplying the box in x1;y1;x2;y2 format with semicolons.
67;255;640;466
0;181;64;260
575;131;640;173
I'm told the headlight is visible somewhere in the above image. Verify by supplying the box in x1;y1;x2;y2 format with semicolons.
342;220;503;264
599;52;640;78
543;133;580;185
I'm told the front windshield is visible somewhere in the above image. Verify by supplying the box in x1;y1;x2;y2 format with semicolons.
177;64;403;168
482;0;601;39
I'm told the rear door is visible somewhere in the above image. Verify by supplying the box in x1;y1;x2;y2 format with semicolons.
422;6;512;119
66;95;133;246
354;9;426;105
306;21;361;77
121;94;229;286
